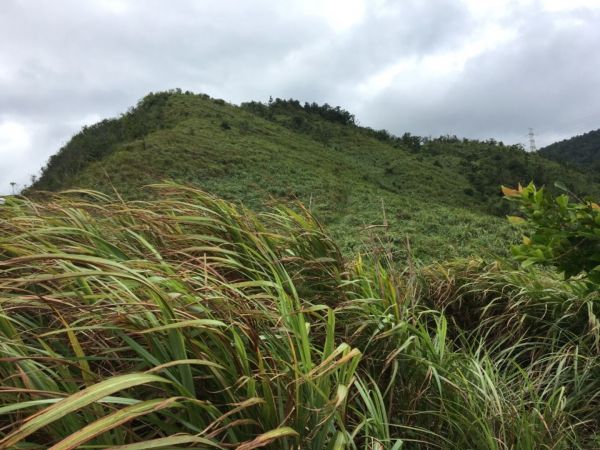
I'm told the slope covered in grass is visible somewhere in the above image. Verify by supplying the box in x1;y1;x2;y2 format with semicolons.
1;186;599;448
29;91;600;261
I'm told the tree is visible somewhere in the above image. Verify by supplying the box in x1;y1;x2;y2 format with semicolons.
503;182;600;285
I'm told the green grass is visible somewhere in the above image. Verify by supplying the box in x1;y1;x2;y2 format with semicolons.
29;91;600;262
1;185;598;448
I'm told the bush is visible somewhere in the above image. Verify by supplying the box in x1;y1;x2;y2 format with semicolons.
503;182;600;285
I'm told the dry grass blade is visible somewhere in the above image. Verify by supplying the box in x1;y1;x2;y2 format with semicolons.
236;427;299;450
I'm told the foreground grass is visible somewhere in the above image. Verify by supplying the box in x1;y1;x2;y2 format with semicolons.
1;185;598;449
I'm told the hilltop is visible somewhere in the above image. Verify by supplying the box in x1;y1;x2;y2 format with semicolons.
539;128;600;180
30;90;600;260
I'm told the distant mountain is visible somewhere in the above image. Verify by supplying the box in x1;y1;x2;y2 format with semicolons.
539;129;600;181
29;90;600;260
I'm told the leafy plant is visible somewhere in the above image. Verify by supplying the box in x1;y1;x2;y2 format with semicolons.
503;182;600;284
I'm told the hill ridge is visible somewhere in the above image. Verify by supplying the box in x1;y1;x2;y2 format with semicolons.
539;128;600;181
30;90;600;261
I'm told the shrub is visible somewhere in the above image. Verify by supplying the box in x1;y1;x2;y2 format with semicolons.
503;182;600;285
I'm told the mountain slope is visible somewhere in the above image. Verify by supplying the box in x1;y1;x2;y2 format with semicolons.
539;129;600;180
30;91;600;260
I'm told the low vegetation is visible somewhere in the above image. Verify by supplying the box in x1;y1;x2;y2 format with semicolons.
26;91;600;261
1;184;598;449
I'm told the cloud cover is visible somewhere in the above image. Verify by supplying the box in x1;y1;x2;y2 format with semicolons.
1;0;600;193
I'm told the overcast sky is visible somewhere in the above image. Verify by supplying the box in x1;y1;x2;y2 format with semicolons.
2;0;600;194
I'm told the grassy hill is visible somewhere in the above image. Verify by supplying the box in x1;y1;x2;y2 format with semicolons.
539;128;600;180
30;90;600;261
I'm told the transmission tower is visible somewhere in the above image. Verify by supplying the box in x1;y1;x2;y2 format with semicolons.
528;128;537;152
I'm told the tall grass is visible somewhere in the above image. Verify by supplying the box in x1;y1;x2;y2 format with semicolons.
1;185;598;448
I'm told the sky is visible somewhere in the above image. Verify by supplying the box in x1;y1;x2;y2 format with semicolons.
1;0;600;194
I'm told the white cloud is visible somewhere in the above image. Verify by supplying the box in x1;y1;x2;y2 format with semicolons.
293;0;366;31
91;0;133;15
0;120;33;193
541;0;600;12
0;121;30;152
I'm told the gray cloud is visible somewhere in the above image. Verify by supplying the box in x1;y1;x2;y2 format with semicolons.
360;4;600;146
1;0;599;193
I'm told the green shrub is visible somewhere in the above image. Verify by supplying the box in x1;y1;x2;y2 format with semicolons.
503;182;600;285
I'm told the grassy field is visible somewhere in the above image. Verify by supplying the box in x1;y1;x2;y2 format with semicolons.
1;185;598;449
29;91;600;262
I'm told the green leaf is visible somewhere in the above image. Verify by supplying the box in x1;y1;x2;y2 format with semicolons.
554;181;569;192
0;373;169;449
49;398;182;450
507;216;526;225
555;194;569;209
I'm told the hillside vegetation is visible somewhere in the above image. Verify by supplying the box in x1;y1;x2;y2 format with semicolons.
539;128;600;179
30;91;600;261
5;91;600;448
1;185;599;449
